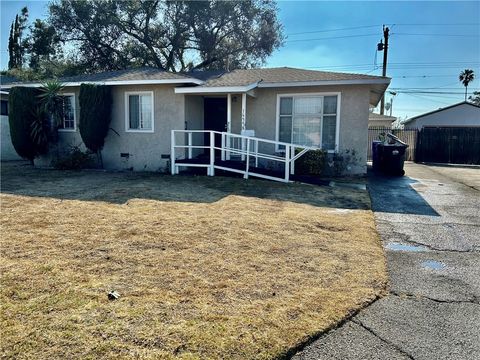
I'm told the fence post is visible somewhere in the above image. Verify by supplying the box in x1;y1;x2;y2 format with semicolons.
170;131;175;175
221;133;226;161
241;138;246;161
284;145;290;182
209;131;215;176
188;132;193;159
290;146;295;175
255;139;259;168
244;138;250;179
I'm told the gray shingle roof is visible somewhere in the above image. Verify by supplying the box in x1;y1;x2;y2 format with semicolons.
0;67;200;87
202;67;389;87
369;113;397;121
61;67;193;83
1;67;389;91
0;75;21;86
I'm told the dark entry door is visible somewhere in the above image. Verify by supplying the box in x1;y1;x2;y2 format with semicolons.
204;97;227;154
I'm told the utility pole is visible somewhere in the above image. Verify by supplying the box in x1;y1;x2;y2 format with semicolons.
377;25;390;115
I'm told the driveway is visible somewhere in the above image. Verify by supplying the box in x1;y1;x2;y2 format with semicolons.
294;163;480;360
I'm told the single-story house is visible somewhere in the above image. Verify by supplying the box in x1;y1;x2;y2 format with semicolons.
1;67;390;176
402;101;480;129
1;89;22;161
368;112;396;128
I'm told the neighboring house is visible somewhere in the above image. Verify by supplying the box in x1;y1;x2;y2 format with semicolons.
0;67;390;175
368;112;396;128
403;101;480;129
0;89;22;161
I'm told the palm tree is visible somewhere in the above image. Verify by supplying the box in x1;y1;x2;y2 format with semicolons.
459;69;475;101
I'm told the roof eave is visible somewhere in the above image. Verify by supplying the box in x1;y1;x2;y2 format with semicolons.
257;78;390;88
1;78;204;89
174;82;259;94
404;101;480;123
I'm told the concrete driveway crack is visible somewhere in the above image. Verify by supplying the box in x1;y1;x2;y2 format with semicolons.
398;237;478;253
351;318;416;359
390;291;480;305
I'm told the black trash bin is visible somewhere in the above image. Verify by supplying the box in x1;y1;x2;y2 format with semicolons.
379;144;407;176
375;133;408;176
372;140;382;171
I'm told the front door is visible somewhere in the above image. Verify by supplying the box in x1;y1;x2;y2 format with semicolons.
204;97;227;154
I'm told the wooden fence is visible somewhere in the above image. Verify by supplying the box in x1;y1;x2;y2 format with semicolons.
368;127;418;161
416;127;480;165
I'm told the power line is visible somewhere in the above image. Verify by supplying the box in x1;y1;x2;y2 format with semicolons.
394;90;468;94
395;75;465;78
305;61;480;69
286;23;480;36
393;33;479;37
285;34;378;43
391;23;480;26
287;25;380;36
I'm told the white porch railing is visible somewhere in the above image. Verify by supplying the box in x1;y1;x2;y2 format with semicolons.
171;130;318;183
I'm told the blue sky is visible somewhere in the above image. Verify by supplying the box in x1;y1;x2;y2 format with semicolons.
1;0;479;119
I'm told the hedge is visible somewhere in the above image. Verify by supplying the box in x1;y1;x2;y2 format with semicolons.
8;87;45;161
79;84;113;154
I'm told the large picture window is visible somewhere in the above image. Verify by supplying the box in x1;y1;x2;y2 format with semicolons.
277;93;339;151
125;91;154;132
58;94;76;131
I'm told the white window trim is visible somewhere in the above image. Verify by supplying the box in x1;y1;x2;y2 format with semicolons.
275;92;341;153
58;93;76;132
125;91;155;133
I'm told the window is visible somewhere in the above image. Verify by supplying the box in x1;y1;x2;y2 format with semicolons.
58;94;76;131
277;93;339;151
1;100;7;116
125;91;154;132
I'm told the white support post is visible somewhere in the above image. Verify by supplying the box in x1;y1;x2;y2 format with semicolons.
170;131;175;175
244;138;250;179
290;146;295;175
241;93;246;131
284;144;290;182
209;131;215;176
255;139;259;168
227;93;232;133
221;133;226;161
226;133;231;161
188;132;193;159
241;138;246;161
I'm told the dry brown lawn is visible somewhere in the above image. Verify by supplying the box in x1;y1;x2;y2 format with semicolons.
0;163;387;359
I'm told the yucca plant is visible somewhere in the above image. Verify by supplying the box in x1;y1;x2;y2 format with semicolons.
30;107;49;153
38;80;65;143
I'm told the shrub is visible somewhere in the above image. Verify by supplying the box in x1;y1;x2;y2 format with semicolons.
52;145;93;170
79;84;113;155
8;87;47;161
294;149;327;176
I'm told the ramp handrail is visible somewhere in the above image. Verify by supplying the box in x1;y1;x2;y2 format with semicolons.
171;130;319;183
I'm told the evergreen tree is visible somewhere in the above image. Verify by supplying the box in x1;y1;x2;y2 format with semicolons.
7;7;29;69
8;23;14;69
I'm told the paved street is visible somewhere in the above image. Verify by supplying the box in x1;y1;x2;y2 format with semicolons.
294;163;480;360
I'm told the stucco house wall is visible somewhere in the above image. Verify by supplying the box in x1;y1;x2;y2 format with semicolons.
230;85;371;174
1;93;23;161
36;84;187;171
406;103;480;129
35;83;372;175
1;115;23;161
